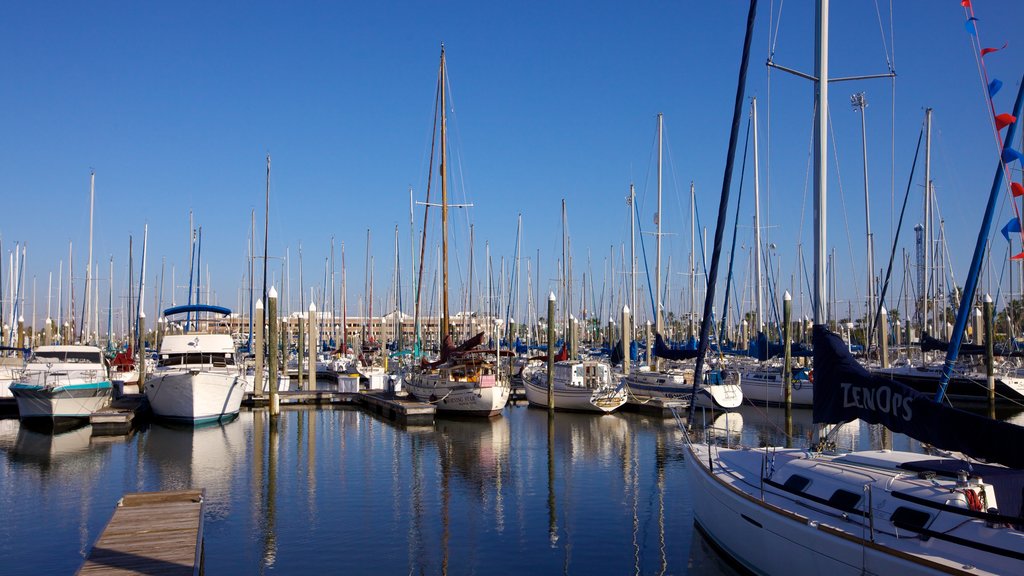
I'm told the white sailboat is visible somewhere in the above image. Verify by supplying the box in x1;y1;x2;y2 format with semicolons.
622;113;743;411
524;359;626;413
404;45;510;417
9;345;112;429
145;304;245;424
685;2;1024;574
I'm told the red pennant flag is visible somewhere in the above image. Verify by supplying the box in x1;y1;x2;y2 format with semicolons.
961;0;971;6
996;113;1017;130
981;43;1007;57
1012;252;1024;260
1013;182;1024;197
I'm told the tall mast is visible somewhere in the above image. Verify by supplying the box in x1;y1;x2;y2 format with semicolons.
689;181;696;340
440;44;450;342
629;184;636;334
82;170;95;343
813;0;829;325
852;92;875;339
923;108;933;336
752;98;764;332
655;112;664;346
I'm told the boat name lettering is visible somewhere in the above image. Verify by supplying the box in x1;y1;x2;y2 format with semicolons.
840;381;913;421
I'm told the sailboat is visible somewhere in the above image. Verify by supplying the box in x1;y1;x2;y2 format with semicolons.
622;113;742;410
685;2;1024;574
403;45;510;417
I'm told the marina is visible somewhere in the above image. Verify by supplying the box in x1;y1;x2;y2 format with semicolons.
3;0;1024;574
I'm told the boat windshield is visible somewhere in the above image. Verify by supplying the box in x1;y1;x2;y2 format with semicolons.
33;350;102;363
159;353;235;368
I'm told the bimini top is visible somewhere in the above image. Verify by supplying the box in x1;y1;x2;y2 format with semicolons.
162;304;232;317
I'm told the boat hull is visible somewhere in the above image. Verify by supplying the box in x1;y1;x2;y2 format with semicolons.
871;365;1024;403
9;382;112;426
145;370;244;424
624;370;743;409
405;376;509;417
523;377;626;412
739;370;814;407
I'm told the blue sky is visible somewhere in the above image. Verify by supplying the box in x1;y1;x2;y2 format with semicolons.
1;1;1021;333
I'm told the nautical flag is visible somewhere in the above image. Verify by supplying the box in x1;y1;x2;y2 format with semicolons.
961;0;972;7
965;16;978;34
1003;147;1024;164
995;113;1017;130
1001;217;1021;242
1013;182;1024;197
1013;252;1024;260
982;44;1007;57
989;78;1003;98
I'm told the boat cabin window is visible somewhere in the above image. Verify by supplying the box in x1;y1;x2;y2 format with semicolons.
828;489;862;513
783;474;811;493
159;353;234;368
33;350;102;363
890;507;931;532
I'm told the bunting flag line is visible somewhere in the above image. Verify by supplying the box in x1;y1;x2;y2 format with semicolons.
1013;182;1024;197
1002;217;1022;242
981;43;1007;57
1002;147;1024;164
995;113;1017;130
965;16;978;34
989;78;1003;97
961;0;971;7
1012;252;1024;261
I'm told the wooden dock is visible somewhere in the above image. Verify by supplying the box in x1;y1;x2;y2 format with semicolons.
91;394;149;436
358;391;435;425
78;489;205;576
244;390;360;407
621;396;689;417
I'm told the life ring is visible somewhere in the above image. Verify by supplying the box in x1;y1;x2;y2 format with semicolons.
793;380;803;391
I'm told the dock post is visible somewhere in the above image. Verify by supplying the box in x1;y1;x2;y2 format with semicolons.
880;307;889;369
645;321;652;367
298;316;305;390
44;317;52;346
782;292;793;448
137;311;146;388
269;287;280;417
255;299;265;397
622;306;631;376
984;294;995;416
17;316;24;349
547;292;555;411
308;302;317;391
974;306;984;348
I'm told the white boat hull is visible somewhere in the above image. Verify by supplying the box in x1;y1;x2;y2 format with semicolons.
739;370;814;407
523;376;626;412
625;369;743;409
10;383;112;421
405;375;509;417
145;370;244;424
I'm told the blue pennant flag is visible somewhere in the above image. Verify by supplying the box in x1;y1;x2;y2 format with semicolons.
989;78;1003;98
965;16;979;34
1003;147;1024;164
1002;217;1021;242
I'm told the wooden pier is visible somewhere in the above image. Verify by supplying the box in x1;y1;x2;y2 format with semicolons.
78;489;205;576
358;391;435;425
621;396;689;417
90;394;149;436
245;390;360;407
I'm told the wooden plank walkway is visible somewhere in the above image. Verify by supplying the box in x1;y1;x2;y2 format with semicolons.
78;489;205;576
359;391;435;425
90;394;149;436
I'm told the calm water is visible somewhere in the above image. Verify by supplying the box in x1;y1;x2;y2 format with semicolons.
3;401;1003;575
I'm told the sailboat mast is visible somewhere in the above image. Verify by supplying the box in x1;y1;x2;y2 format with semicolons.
629;184;637;335
813;0;829;325
83;170;95;343
923;108;933;336
752;98;764;332
689;181;696;340
655;112;664;355
440;44;450;342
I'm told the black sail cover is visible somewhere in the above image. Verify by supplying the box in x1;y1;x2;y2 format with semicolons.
813;324;1024;469
654;332;699;361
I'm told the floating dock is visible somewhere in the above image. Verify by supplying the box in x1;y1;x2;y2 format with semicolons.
90;394;149;436
621;396;688;417
78;489;205;576
358;391;435;425
245;390;360;407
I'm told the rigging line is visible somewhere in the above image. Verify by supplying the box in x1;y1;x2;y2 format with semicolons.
721;115;752;340
826;104;863;308
635;197;657;327
964;3;1024;244
768;0;785;60
795;101;816;264
870;127;924;355
871;0;894;72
